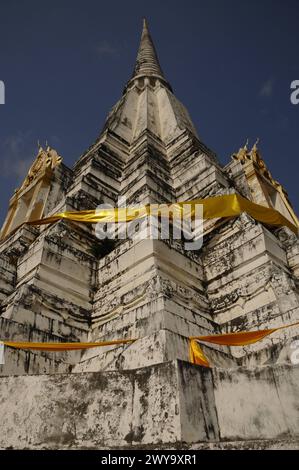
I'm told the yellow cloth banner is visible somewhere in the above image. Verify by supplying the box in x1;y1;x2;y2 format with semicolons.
2;321;299;370
189;321;299;367
3;338;137;351
25;194;298;234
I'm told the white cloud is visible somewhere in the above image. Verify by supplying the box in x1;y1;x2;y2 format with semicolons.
1;132;34;180
96;41;119;58
259;79;274;98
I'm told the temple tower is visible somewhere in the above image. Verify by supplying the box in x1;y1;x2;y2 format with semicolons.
0;20;299;449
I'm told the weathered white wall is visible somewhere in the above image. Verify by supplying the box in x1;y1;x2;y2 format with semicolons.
0;361;180;449
0;360;298;449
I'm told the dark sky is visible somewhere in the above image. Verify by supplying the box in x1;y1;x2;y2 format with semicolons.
0;0;298;224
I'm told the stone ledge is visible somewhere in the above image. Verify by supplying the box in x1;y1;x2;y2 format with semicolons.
0;360;299;449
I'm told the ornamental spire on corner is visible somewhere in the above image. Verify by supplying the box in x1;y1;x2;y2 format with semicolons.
132;18;167;82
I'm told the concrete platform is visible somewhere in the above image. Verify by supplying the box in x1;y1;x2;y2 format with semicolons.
0;360;298;449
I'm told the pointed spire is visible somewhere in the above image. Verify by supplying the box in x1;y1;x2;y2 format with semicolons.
132;18;165;80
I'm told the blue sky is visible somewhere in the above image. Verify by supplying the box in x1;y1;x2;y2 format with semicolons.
0;0;298;224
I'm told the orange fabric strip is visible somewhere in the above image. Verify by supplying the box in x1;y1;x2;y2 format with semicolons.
3;338;137;351
189;321;299;367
